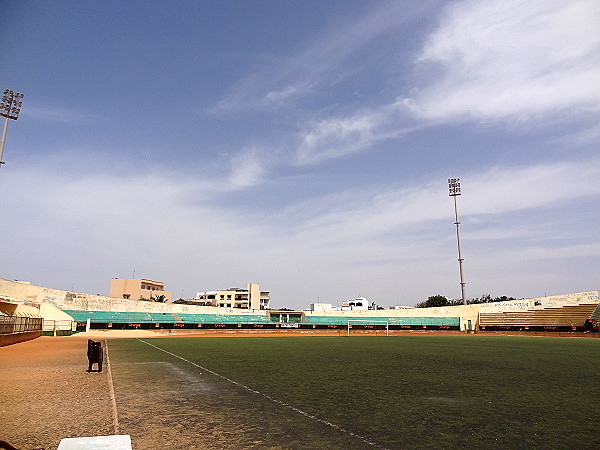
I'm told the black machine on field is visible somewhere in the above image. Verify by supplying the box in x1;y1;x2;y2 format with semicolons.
86;339;103;372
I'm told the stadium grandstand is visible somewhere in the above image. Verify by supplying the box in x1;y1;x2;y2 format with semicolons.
62;309;461;331
480;303;600;332
0;278;598;343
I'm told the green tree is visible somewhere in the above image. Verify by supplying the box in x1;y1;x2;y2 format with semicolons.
467;294;516;305
493;295;516;302
416;295;449;308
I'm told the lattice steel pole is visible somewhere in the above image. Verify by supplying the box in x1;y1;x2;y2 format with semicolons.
0;89;25;166
448;178;466;305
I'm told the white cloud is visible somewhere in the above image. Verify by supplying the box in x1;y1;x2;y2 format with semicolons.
271;158;600;303
494;242;600;262
212;2;431;113
23;103;94;124
225;147;268;190
0;162;267;290
295;110;380;165
462;160;600;214
294;100;417;165
5;2;599;308
2;155;598;307
281;158;600;247
289;0;600;166
567;120;600;143
412;0;600;122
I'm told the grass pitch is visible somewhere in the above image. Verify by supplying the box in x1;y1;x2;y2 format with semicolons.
108;335;599;449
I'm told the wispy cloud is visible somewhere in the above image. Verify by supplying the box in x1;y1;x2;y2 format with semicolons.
212;1;432;114
225;147;269;191
263;84;310;105
294;108;384;165
411;0;600;122
287;0;600;166
494;242;600;262
293;99;419;165
2;153;598;305
280;158;600;246
5;1;600;306
23;103;94;124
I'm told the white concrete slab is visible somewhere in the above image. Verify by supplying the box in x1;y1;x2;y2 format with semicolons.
57;435;132;450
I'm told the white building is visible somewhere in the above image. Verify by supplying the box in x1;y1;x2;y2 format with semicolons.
310;303;336;312
194;283;270;310
340;297;369;311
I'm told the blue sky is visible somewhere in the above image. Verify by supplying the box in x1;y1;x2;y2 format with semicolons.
1;0;599;308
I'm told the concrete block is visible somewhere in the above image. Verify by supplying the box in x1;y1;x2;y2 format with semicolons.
57;435;131;450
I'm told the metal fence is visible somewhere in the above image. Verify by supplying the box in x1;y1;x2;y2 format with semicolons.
43;319;76;335
0;314;43;334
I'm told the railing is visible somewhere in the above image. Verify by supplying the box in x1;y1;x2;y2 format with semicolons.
0;314;43;346
43;319;76;335
0;314;43;334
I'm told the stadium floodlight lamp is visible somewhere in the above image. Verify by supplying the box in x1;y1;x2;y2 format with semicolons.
0;89;25;167
448;178;466;306
1;89;24;120
448;178;461;196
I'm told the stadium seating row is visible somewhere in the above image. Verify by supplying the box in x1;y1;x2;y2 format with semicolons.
305;315;460;326
591;304;600;321
479;304;598;327
62;310;271;325
63;309;461;327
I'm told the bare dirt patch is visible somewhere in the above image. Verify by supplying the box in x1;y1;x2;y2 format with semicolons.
0;336;114;450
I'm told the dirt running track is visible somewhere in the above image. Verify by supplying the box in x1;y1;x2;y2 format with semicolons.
0;336;114;450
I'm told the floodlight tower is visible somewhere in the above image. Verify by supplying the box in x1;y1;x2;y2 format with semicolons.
448;178;466;305
0;89;25;166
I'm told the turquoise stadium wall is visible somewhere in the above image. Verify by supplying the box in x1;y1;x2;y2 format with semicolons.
63;309;460;329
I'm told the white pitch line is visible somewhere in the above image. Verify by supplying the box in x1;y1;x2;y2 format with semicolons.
104;340;120;435
137;339;387;449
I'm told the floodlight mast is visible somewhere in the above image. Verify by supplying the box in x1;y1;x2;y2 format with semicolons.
448;178;466;305
0;89;25;167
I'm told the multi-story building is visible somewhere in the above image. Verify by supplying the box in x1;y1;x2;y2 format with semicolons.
195;283;269;310
109;278;172;302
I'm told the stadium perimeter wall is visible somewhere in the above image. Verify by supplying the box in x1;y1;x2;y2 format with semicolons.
304;305;479;330
0;330;42;347
304;291;599;319
298;292;599;332
477;291;599;312
0;278;268;317
0;278;478;328
0;279;597;332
